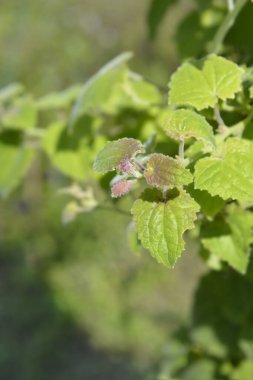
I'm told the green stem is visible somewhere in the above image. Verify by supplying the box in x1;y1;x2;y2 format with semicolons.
209;0;248;54
214;103;227;133
179;139;184;161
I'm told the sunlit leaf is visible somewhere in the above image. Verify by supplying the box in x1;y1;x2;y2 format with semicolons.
160;109;215;145
169;55;244;110
194;137;253;201
131;189;200;267
231;360;253;380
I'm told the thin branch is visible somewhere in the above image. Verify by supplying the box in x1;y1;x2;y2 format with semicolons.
209;0;248;54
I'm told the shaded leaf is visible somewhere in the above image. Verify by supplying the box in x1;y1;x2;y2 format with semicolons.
188;185;225;219
232;360;253;380
0;132;34;197
202;204;253;274
43;117;101;180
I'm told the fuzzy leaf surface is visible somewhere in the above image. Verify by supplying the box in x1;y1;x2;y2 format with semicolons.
194;138;253;201
161;109;215;145
131;189;200;267
93;138;144;174
169;55;243;110
144;153;192;190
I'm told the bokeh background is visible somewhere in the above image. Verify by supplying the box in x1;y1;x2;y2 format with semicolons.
0;1;207;379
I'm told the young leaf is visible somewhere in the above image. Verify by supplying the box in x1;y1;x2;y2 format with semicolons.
160;109;215;145
194;137;253;201
144;153;192;190
131;189;200;267
169;55;244;110
111;179;135;198
202;205;253;274
93;138;144;174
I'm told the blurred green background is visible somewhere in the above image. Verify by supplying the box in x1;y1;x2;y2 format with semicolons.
0;1;207;379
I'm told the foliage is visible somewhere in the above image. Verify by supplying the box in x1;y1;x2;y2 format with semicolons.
1;0;253;378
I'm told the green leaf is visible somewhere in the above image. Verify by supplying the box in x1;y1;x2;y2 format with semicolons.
169;55;244;110
160;109;215;145
144;153;192;190
194;137;253;201
2;97;37;130
188;185;225;219
202;204;253;274
181;359;216;380
43;116;101;180
232;360;253;380
0;132;34;197
131;189;200;267
36;85;82;110
0;83;24;103
147;0;176;39
124;76;161;107
93;138;144;174
249;85;253;99
69;52;132;129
